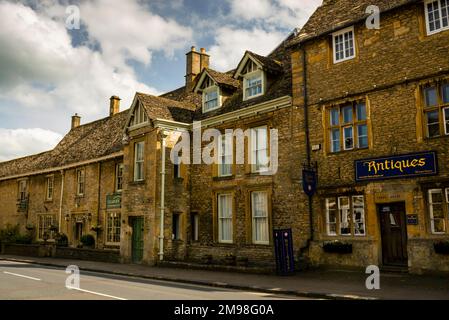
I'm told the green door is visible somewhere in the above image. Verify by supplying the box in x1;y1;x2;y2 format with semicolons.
131;217;144;263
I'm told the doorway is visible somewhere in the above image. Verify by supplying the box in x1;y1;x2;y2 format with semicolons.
131;217;144;263
378;202;408;267
75;222;83;243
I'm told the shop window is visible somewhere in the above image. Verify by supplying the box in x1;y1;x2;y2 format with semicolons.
328;101;368;153
428;189;449;234
106;212;121;244
325;195;366;236
217;194;233;243
422;83;449;138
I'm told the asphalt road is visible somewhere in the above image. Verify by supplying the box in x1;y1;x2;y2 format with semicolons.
0;260;303;300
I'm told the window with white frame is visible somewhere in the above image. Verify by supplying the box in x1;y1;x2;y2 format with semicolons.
250;126;269;173
423;83;449;137
115;163;124;192
18;179;27;201
134;141;145;181
428;189;449;234
38;215;55;240
106;212;121;243
243;60;264;100
326;196;366;236
218;134;233;177
425;0;449;35
251;191;270;245
217;194;233;243
329;101;368;153
76;169;85;196
333;26;356;63
130;103;148;127
46;176;54;201
201;77;221;112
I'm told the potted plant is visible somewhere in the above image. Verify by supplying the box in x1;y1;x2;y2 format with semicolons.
323;241;353;254
80;234;95;249
434;241;449;254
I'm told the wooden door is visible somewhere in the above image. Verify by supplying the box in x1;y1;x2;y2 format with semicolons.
379;203;408;266
131;217;144;263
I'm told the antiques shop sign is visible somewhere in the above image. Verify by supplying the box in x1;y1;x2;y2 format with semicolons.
106;193;122;209
355;151;437;182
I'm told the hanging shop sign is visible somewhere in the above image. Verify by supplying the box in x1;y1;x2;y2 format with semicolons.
302;169;317;197
355;151;438;182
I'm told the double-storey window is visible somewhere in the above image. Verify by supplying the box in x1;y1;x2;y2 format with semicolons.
134;141;145;181
326;195;366;236
218;134;232;177
329;101;368;153
251;191;270;245
106;212;121;244
250;126;269;173
428;189;449;234
425;0;449;35
217;194;233;243
333;26;355;63
76;169;85;196
423;83;449;137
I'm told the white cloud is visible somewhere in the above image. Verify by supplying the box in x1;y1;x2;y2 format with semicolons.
208;27;286;71
229;0;274;21
0;128;62;162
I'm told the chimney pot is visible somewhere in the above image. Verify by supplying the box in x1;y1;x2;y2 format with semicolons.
200;48;206;54
191;46;196;51
110;95;121;116
71;113;81;129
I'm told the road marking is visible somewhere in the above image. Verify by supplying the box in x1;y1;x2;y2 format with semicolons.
66;286;127;300
3;271;41;281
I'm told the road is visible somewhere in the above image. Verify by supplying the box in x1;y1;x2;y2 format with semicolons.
0;260;303;300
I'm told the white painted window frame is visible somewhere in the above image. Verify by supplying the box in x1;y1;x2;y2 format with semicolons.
218;134;233;177
202;85;221;113
243;69;265;101
424;0;449;35
326;198;338;236
115;163;124;192
249;126;269;174
38;214;55;241
134;141;145;182
338;196;352;236
444;107;449;135
76;168;85;196
332;26;356;64
429;189;446;234
217;193;233;244
352;195;366;236
251;191;270;245
18;179;27;201
46;175;54;201
106;212;121;245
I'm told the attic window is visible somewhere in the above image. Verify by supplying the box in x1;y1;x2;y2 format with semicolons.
333;26;355;63
201;76;221;113
131;103;148;127
242;60;265;101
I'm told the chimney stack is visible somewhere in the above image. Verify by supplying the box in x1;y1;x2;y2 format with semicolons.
110;96;121;116
185;46;209;91
71;113;81;129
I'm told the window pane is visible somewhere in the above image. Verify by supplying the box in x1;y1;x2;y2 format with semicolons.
424;87;438;107
331;129;340;152
344;126;354;150
426;111;440;137
326;199;337;235
430;190;443;203
356;103;367;121
353;196;365;236
357;124;368;148
218;194;232;242
330;108;340;126
444;108;449;134
252;192;269;243
442;84;449;103
342;105;353;123
427;1;441;31
442;0;449;27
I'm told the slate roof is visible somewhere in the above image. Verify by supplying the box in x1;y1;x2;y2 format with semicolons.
136;92;197;123
289;0;419;46
0;110;128;179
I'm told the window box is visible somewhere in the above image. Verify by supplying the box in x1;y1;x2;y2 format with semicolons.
322;241;353;254
434;241;449;254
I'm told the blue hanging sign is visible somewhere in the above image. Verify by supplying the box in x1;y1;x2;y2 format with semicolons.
355;151;438;182
302;169;317;197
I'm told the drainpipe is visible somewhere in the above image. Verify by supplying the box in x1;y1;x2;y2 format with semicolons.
58;170;65;232
158;131;168;261
96;162;102;249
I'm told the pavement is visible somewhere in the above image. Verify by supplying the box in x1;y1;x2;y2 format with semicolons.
0;260;300;300
1;254;449;300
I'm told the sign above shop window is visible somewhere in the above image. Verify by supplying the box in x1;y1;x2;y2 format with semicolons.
355;151;438;182
106;193;122;209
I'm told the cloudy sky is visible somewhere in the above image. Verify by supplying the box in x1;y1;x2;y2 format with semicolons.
0;0;321;162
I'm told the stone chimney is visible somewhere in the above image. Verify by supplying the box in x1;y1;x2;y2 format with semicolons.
110;96;121;116
71;113;81;129
185;46;209;91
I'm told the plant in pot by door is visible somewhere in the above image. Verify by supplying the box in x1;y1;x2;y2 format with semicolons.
80;234;95;249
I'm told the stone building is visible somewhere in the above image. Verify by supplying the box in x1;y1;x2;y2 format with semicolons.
289;0;449;273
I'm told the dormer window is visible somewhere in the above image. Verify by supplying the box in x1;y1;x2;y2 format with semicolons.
201;76;221;113
130;103;148;127
243;60;265;101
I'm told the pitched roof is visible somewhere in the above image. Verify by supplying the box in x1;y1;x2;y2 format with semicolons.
245;51;284;75
0;111;128;179
289;0;419;46
136;92;197;123
203;68;240;89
